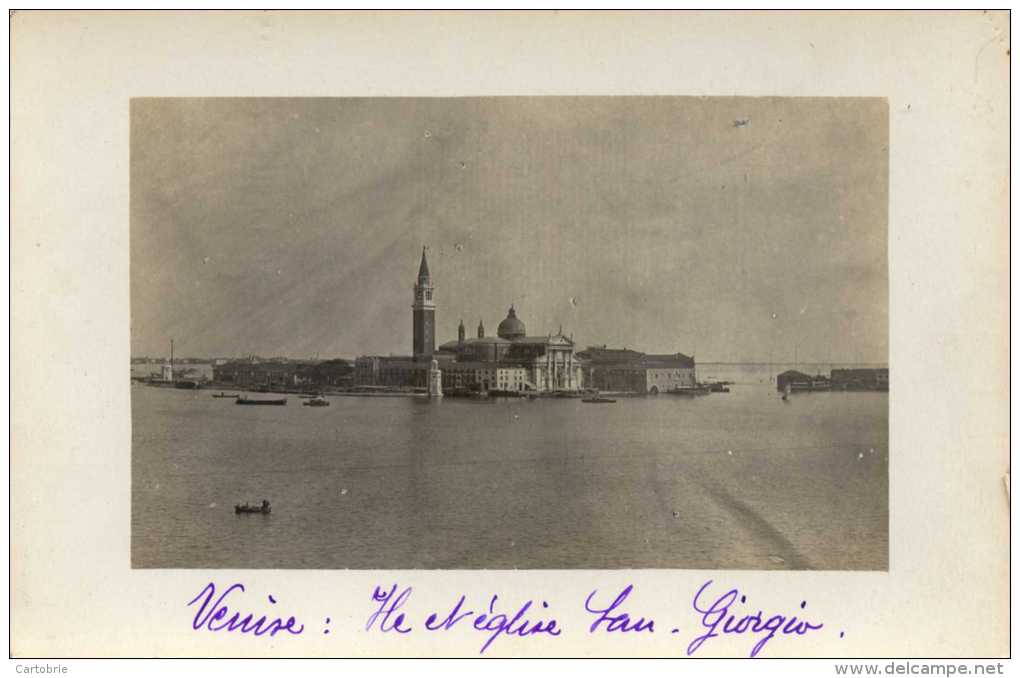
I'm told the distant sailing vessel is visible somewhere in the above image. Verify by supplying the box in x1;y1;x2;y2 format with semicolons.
146;339;205;389
146;339;179;387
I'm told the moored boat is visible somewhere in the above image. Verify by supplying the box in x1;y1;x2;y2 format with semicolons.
212;392;239;398
668;385;711;396
303;397;330;407
581;396;616;403
235;396;287;406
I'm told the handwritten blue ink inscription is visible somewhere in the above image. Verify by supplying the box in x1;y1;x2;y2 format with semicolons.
585;585;655;633
366;584;414;634
186;580;830;656
188;582;304;637
415;588;562;653
688;579;823;657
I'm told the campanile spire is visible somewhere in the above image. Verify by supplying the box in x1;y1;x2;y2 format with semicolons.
417;246;430;283
412;246;435;359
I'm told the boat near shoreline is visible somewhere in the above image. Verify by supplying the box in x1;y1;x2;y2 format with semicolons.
235;396;287;406
668;385;712;396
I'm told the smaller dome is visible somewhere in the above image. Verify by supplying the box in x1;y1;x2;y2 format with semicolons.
497;305;526;340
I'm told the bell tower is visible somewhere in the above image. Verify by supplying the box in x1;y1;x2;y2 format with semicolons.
412;246;435;360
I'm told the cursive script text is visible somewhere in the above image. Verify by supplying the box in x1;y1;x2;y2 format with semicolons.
366;584;414;634
584;585;655;633
187;582;304;637
687;579;823;657
424;593;562;653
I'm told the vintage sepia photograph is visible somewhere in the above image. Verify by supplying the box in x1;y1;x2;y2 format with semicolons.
130;96;889;570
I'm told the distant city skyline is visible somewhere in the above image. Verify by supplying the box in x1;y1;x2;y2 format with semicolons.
131;97;888;363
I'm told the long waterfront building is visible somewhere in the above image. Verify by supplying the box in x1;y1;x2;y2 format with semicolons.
576;346;697;394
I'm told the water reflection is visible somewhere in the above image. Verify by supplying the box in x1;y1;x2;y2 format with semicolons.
132;381;888;570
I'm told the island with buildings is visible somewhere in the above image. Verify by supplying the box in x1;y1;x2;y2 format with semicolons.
213;247;699;398
134;247;886;397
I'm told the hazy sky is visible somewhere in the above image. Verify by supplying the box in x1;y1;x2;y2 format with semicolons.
131;97;887;362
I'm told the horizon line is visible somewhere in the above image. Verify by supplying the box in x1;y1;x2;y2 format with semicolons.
130;354;889;366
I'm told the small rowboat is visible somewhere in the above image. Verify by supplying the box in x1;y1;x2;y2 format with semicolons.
212;392;239;398
235;500;271;514
303;397;330;407
582;396;616;403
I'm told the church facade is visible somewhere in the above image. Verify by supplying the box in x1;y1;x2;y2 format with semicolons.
434;306;584;393
354;247;584;393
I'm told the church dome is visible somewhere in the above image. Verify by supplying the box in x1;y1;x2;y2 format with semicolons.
497;305;526;340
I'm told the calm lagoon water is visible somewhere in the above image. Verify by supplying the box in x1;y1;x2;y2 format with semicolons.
132;370;887;570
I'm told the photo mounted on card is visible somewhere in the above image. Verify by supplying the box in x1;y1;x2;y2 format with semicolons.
130;95;889;573
10;11;1009;659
